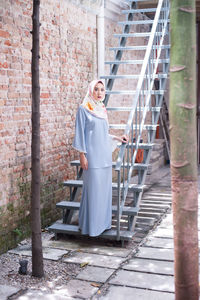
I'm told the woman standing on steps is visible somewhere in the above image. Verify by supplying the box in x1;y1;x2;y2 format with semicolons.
73;79;128;237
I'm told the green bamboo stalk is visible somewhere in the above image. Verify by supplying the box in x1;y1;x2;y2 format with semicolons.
169;0;199;299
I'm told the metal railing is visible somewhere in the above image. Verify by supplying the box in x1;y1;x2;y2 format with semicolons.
115;0;170;240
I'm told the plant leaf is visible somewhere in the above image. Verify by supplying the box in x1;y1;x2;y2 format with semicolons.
80;262;89;268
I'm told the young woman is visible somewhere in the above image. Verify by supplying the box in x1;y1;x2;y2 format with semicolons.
73;80;128;236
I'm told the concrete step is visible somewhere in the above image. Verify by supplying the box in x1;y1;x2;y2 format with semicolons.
139;203;170;209
141;200;171;206
138;211;161;219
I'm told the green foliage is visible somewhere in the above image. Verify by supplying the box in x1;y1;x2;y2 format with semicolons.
13;228;23;238
7;202;14;212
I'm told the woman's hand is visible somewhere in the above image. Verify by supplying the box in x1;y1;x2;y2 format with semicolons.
80;153;88;170
114;135;129;144
121;135;129;144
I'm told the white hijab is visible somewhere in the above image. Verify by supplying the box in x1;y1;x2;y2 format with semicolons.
81;80;108;122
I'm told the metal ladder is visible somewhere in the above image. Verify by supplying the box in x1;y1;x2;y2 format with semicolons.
48;0;170;244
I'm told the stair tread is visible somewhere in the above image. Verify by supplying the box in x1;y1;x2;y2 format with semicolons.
118;20;170;25
114;32;165;37
110;45;170;51
105;90;164;95
56;201;139;215
122;8;167;14
63;180;145;191
109;124;158;130
126;0;157;1
117;142;154;149
101;74;168;79
48;223;134;240
105;59;169;64
70;160;148;170
106;106;161;112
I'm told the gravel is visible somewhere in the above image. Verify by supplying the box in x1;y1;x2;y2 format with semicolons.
0;233;81;293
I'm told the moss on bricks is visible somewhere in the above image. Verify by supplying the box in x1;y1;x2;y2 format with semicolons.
0;174;66;254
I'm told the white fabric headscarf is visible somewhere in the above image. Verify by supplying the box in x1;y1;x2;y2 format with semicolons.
81;80;108;122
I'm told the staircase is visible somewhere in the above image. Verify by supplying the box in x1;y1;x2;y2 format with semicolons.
48;0;170;244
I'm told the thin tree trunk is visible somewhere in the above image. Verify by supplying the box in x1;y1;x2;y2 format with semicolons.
31;0;44;278
169;0;199;299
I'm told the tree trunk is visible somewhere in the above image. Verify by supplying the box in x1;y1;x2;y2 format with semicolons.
31;0;44;278
169;0;199;299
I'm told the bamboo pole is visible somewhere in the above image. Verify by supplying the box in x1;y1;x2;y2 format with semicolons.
169;0;199;298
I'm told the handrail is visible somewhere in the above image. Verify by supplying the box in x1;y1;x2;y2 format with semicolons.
115;0;170;240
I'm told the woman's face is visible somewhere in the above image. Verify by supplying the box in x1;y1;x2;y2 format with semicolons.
92;82;105;102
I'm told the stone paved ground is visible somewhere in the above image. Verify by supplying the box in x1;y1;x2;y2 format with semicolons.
1;165;199;299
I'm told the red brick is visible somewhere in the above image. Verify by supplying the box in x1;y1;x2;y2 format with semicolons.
0;30;10;38
41;93;50;98
0;62;8;68
7;92;20;99
4;40;11;46
15;107;26;113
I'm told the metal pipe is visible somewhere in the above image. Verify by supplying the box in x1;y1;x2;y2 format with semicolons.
97;0;105;78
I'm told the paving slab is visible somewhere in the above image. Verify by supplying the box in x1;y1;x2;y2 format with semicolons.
9;245;68;261
0;284;21;300
153;227;200;239
63;252;124;269
77;266;114;283
17;289;80;300
110;269;174;292
100;286;174;300
145;236;200;248
43;239;131;257
160;213;173;224
151;228;173;239
144;237;174;249
159;223;173;230
55;280;98;299
122;258;174;275
136;246;174;261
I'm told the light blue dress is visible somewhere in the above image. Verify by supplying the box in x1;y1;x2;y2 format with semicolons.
73;106;112;236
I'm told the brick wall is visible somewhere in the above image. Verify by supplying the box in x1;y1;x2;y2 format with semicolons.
0;0;158;253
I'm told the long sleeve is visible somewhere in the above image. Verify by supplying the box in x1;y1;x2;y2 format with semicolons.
109;134;119;152
72;106;87;153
